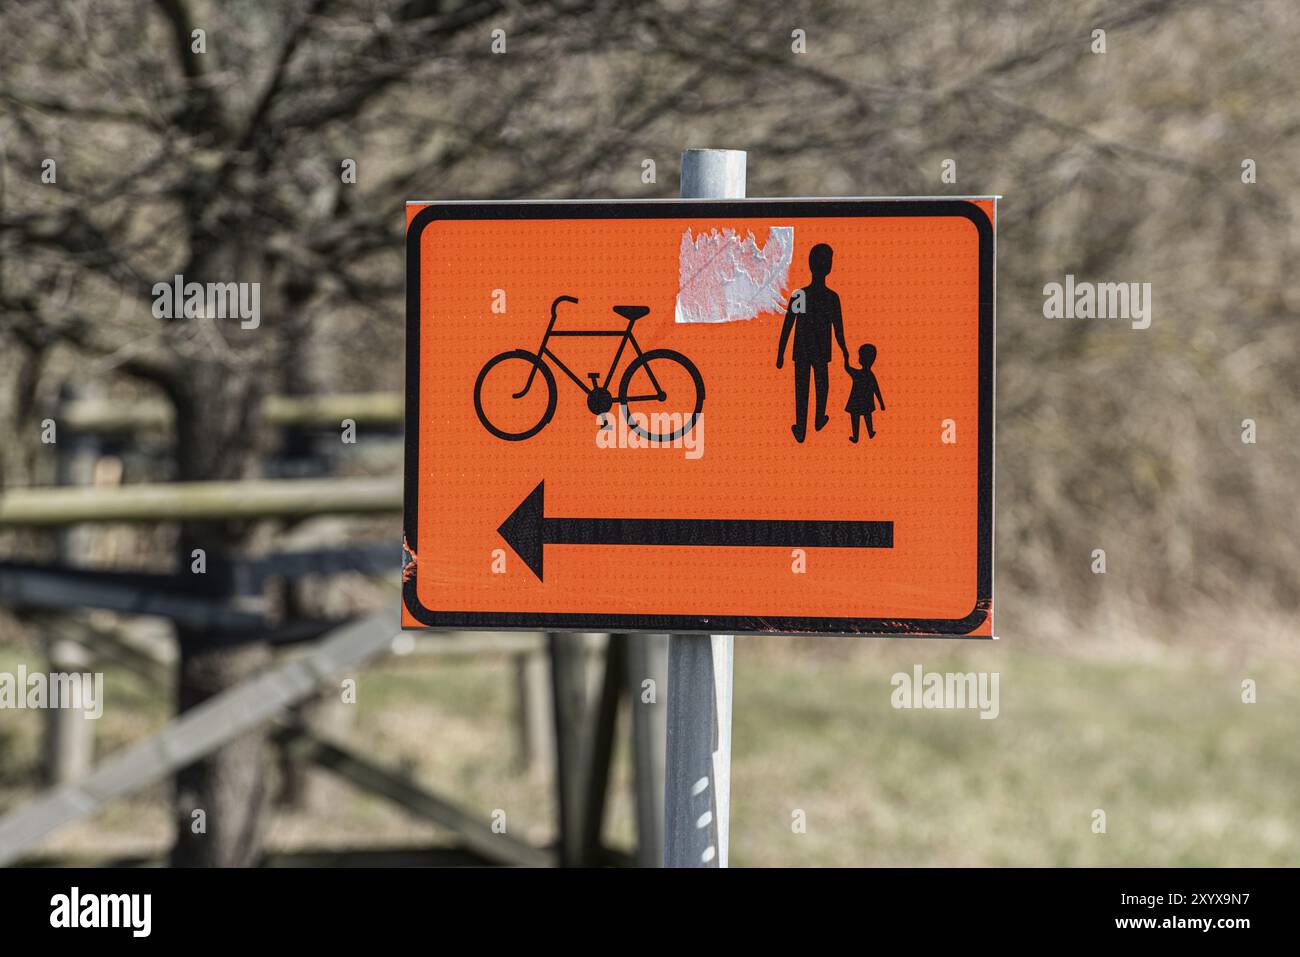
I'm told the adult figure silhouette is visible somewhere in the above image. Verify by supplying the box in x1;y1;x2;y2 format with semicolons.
777;243;849;443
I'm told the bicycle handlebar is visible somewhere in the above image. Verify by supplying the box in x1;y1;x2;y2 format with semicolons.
551;295;579;320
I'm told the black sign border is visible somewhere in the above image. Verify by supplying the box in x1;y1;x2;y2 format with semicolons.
403;199;993;637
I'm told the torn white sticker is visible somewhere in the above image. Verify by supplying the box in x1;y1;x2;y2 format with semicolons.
675;226;794;324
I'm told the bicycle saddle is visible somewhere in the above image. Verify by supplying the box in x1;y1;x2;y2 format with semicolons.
612;305;650;321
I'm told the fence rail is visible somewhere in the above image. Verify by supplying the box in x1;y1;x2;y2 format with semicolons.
0;477;401;526
58;391;403;434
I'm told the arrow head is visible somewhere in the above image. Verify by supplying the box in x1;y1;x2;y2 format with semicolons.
498;481;545;581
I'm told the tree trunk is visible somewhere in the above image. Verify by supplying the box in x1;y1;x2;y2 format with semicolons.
167;242;277;867
171;639;273;867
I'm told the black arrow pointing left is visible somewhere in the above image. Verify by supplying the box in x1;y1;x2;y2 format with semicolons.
498;481;893;581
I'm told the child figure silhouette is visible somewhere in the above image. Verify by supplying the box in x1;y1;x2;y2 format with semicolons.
844;343;885;442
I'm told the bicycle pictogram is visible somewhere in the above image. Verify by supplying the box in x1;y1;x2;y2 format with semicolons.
473;295;705;442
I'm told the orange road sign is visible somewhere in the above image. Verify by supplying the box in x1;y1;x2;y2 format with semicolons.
403;199;994;637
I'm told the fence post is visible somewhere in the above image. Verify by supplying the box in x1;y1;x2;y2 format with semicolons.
42;386;100;785
663;148;744;867
514;647;554;776
627;633;668;866
548;631;591;866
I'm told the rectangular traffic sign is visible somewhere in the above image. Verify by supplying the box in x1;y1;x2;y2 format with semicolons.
403;198;994;637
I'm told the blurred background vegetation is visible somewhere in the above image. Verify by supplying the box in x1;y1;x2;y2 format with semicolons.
0;0;1296;866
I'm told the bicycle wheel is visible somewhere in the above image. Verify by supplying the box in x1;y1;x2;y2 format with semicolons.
618;349;705;442
474;350;557;441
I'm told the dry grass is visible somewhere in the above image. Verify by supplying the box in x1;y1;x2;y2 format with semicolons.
3;623;1296;866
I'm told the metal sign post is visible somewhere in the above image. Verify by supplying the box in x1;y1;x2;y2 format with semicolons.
663;148;744;868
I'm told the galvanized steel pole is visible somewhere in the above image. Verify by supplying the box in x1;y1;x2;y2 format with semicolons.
663;148;744;867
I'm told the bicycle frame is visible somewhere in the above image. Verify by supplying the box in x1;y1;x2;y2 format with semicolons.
515;295;665;402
